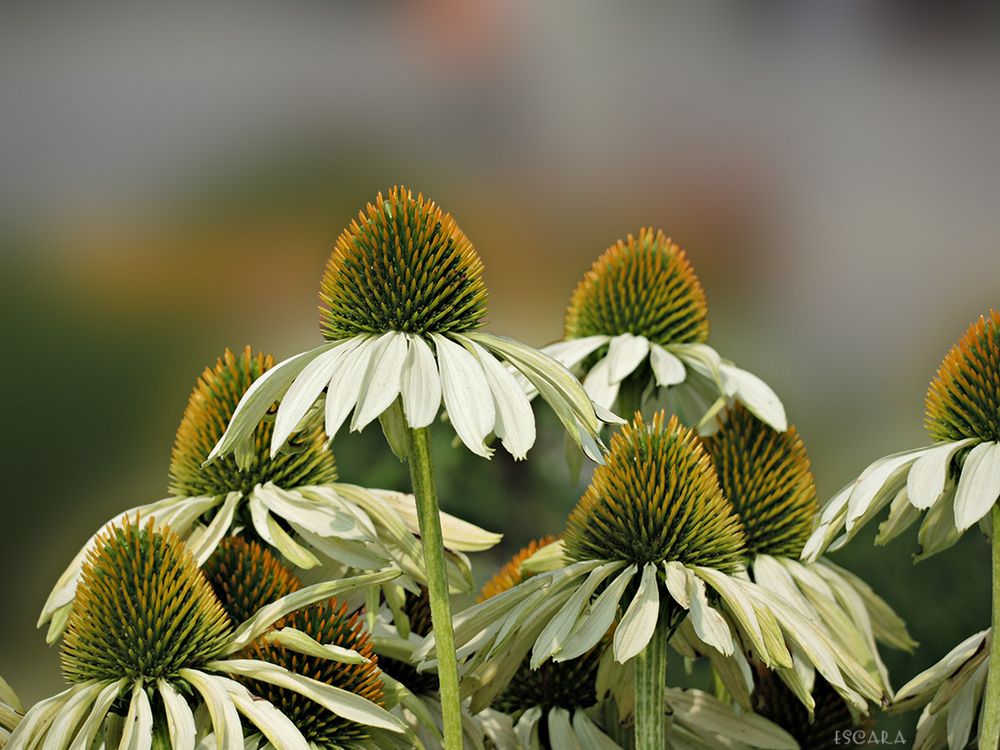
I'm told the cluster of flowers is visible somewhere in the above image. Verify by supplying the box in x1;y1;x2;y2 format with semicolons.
2;186;998;750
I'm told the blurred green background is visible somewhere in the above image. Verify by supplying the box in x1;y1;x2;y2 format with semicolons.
3;1;1000;741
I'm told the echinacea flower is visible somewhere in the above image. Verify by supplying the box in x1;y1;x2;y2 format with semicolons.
541;228;786;435
206;187;609;466
39;347;500;642
0;676;21;748
9;518;406;750
469;538;622;750
699;406;915;706
891;629;991;750
804;310;1000;561
419;413;881;748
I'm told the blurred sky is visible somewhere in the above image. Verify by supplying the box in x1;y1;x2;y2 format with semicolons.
2;0;1000;732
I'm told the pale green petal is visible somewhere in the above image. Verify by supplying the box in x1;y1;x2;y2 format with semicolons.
582;356;620;412
876;487;923;546
188;492;242;566
613;563;660;663
6;686;77;748
119;682;153;750
687;572;733;656
68;680;127;750
946;659;987;750
514;706;543;750
260;628;369;664
572;710;623;750
547;707;581;750
369;488;502;552
606;334;649;385
667;688;798;749
432;333;495;457
158;680;196;750
915;485;963;562
663;561;690;608
555;565;637;663
254;484;367;541
40;682;104;750
520;539;567;574
401;334;442;428
179;670;242;750
846;447;931;532
215;678;309;750
352;332;409;431
893;630;989;710
953;441;1000;530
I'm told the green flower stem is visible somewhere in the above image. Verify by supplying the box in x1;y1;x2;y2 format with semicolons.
982;504;1000;750
404;425;463;750
634;607;675;750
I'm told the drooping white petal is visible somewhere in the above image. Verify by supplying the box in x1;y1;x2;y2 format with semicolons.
613;562;661;663
571;709;622;750
946;659;987;750
369;487;503;552
894;630;988;708
720;364;787;432
270;345;350;456
649;344;686;387
400;335;442;428
41;682;104;750
179;670;242;750
953;441;1000;530
907;439;977;510
188;492;242;566
556;565;637;662
215;677;309;750
352;332;410;431
673;344;723;385
206;342;339;465
466;340;537;459
666;689;798;750
324;336;379;444
157;680;196;750
664;561;691;609
207;661;405;732
431;333;495;458
687;573;734;656
260;628;369;664
68;679;127;750
6;685;78;748
119;682;153;750
254;485;367;541
846;448;930;532
582;356;621;412
606;334;650;384
514;706;543;750
541;336;611;370
546;708;581;750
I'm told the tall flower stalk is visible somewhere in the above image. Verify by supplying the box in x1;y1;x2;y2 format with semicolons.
207;187;609;749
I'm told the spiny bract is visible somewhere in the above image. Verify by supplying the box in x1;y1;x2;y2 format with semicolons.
701;405;818;558
563;412;746;570
564;227;709;346
319;186;488;338
61;518;232;682
480;538;602;715
203;536;302;625
242;600;385;747
925;310;1000;444
169;346;337;497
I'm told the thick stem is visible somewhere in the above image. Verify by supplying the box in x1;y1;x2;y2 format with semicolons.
981;504;1000;750
404;426;463;750
634;609;673;750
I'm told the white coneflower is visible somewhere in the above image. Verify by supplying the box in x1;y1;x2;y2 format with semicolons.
802;310;1000;749
0;676;21;749
541;228;786;435
419;413;881;750
9;519;406;750
891;629;991;750
38;346;500;643
699;405;915;708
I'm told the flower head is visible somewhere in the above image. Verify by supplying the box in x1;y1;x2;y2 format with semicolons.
206;187;608;464
320;186;488;338
565;227;709;345
564;411;746;570
925;310;1000;444
61;518;232;682
701;405;817;558
170;346;337;497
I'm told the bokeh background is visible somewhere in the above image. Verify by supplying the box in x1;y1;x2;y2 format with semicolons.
3;0;1000;740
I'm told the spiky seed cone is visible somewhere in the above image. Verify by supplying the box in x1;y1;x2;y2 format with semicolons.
242;600;384;746
564;412;746;571
926;310;1000;443
480;538;603;715
700;406;818;558
203;536;303;625
753;666;862;750
169;347;337;498
319;186;488;339
61;518;233;682
564;228;709;346
377;588;438;695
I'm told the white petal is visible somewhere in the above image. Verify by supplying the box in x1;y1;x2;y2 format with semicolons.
206;343;337;464
254;485;366;541
432;333;495;457
179;670;242;750
261;628;369;664
946;657;986;750
119;682;153;750
720;364;787;432
613;562;661;663
68;680;128;750
324;336;379;443
546;707;581;750
954;441;1000;530
908;439;977;510
541;336;610;369
846;448;930;531
270;347;348;456
674;343;723;384
687;572;734;656
41;682;103;750
400;335;442;428
158;680;196;750
216;678;309;750
664;561;691;609
368;487;502;552
467;341;537;459
556;565;637;662
352;332;409;431
649;344;686;386
571;710;622;750
606;334;649;384
665;689;798;749
582;356;621;412
188;492;242;566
